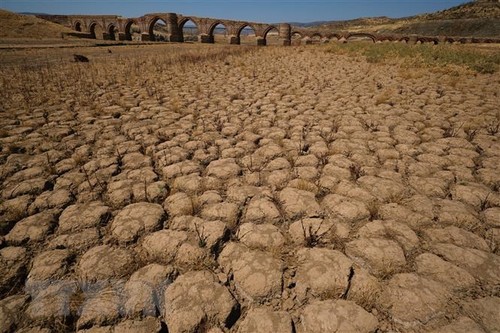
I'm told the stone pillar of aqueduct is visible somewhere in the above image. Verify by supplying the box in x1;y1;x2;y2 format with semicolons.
55;12;293;46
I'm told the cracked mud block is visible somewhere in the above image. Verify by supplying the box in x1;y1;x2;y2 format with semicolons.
124;264;175;317
422;226;489;251
141;230;188;263
112;317;164;333
345;267;381;310
28;189;73;214
174;243;205;267
161;161;201;180
243;196;281;224
164;270;239;333
0;294;29;333
163;192;193;217
105;179;135;208
0;195;31;225
26;281;77;322
452;183;500;210
428;317;485;333
295;247;353;301
462;297;500;333
408;176;450;198
201;202;239;225
2;178;51;200
77;245;135;283
402;194;435;220
48;228;100;251
279;187;321;219
238;223;285;250
321;194;370;223
77;285;124;329
334;181;377;203
226;185;268;205
435;199;481;231
206;158;241;179
131;180;167;202
5;210;58;245
345;238;406;277
431;243;500;285
198;190;223;206
288;218;335;246
321;164;351;181
237;307;293;333
124;167;158;183
357;176;406;202
415;253;476;291
483;207;500;227
0;246;28;295
111;203;165;243
15;327;51;333
218;242;283;302
380;273;451;329
356;220;419;252
377;203;430;231
122;152;152;169
172;174;203;194
170;217;227;251
58;202;110;233
299;299;378;333
26;249;71;293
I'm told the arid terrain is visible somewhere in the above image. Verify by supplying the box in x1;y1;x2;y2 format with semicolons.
1;4;500;332
298;0;500;38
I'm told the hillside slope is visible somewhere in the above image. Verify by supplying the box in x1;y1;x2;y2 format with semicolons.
297;1;500;37
0;9;73;39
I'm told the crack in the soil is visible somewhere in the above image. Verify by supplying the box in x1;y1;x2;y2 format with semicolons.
341;266;355;300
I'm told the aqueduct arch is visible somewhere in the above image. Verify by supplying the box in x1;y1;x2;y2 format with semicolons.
74;21;82;32
39;12;500;46
179;18;199;42
89;22;103;40
346;33;376;43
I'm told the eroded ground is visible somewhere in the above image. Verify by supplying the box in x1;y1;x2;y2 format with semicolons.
0;43;499;333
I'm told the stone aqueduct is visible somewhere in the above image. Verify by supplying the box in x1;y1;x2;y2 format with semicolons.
39;12;500;45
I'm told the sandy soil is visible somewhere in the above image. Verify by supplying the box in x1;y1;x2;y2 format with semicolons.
0;43;499;333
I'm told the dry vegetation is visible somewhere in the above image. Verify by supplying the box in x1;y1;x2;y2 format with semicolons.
299;0;500;38
0;40;499;333
0;9;73;40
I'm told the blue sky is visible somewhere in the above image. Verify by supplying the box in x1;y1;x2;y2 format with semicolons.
1;1;469;23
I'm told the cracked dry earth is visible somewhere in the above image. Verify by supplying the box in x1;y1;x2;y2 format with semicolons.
0;44;499;333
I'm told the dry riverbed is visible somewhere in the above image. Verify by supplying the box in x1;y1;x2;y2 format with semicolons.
0;43;499;333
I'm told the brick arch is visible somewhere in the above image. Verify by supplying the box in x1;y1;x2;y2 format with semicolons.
125;19;141;41
208;21;228;36
178;17;199;30
236;23;257;38
263;25;279;39
346;33;376;43
178;17;199;42
106;22;118;40
416;37;438;44
88;21;103;39
73;20;83;32
326;33;342;40
378;35;394;42
147;16;167;40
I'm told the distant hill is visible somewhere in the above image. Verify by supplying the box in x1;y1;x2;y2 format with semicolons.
295;0;500;37
0;9;73;39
